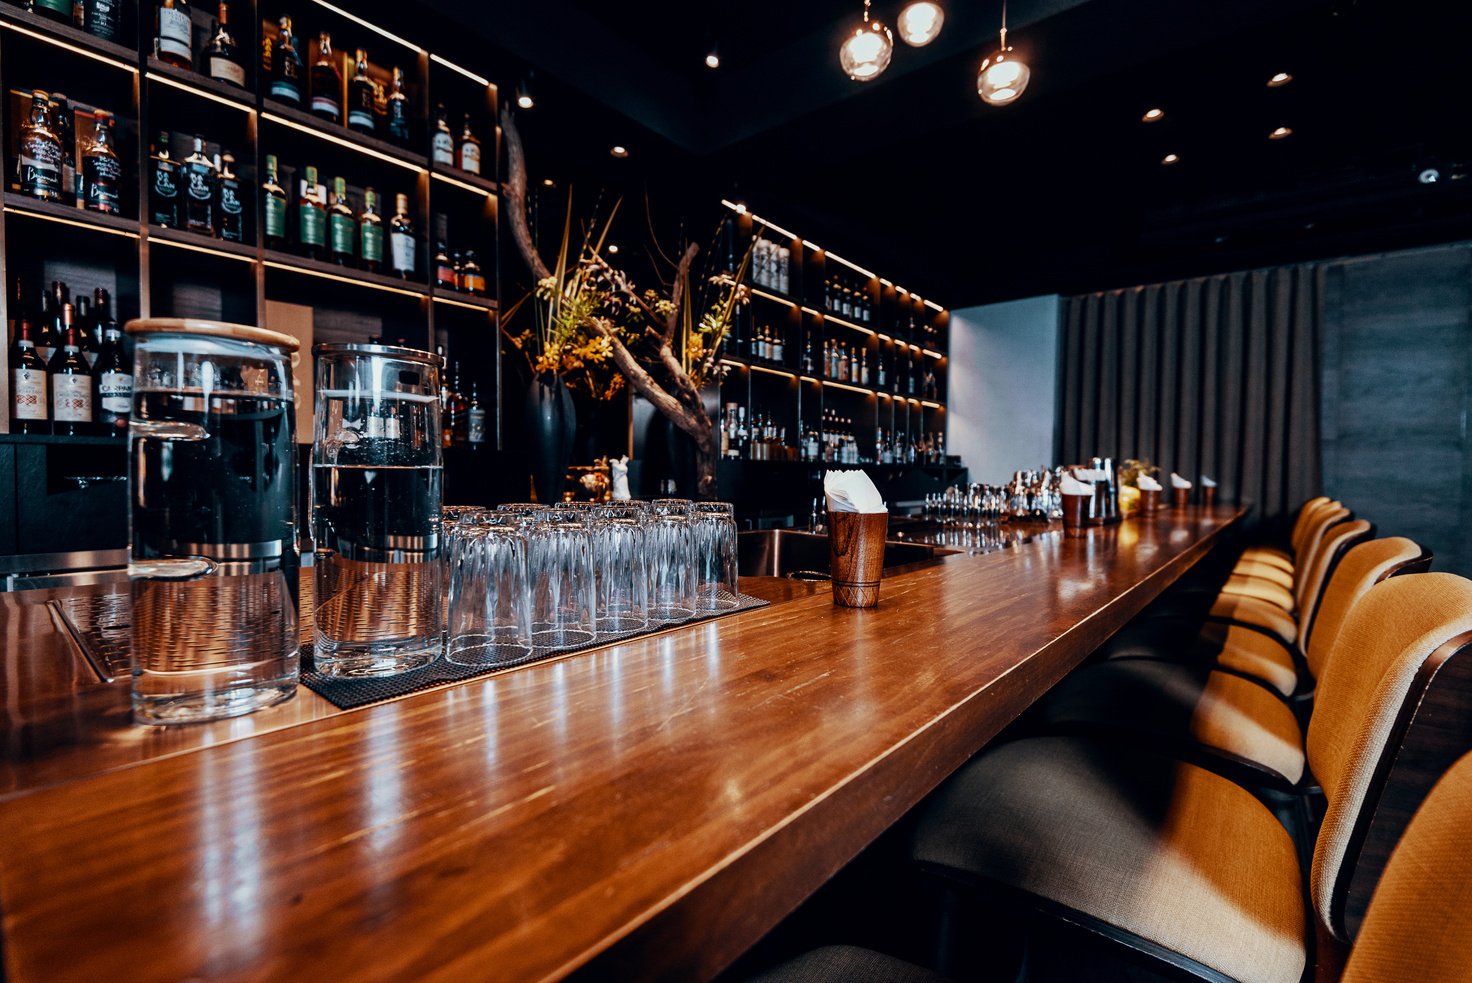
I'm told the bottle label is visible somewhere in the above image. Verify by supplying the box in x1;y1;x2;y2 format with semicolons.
464;273;486;294
459;142;480;174
361;223;383;263
270;75;300;102
330;213;355;255
219;181;242;216
87;0;121;40
99;371;132;413
153;161;178;205
388;103;410;141
84;155;121;213
432;132;454;165
19;152;62;199
186;163;212;201
391;231;415;273
311;94;340;117
468;408;486;444
53;374;92;422
300;205;325;247
158;7;192;60
209;57;246;87
349;107;375;130
12;368;47;420
265;195;286;239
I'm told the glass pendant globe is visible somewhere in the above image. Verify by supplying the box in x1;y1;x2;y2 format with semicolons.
897;2;944;46
840;20;894;81
977;49;1030;105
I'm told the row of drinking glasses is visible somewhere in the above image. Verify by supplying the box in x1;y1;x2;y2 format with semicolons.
441;500;739;669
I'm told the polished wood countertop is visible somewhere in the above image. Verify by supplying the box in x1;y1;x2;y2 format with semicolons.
0;507;1245;983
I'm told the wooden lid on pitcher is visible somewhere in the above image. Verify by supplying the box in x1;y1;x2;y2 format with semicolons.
124;318;301;353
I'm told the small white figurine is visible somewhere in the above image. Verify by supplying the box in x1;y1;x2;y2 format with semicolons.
611;455;631;501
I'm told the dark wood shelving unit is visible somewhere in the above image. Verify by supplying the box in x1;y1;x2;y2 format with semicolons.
145;55;253;110
3;191;139;234
260;96;430;170
148;224;256;258
262;246;430;295
0;5;138;67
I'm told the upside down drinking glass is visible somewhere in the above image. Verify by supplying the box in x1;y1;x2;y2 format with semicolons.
594;503;650;632
691;501;739;612
648;499;696;620
446;522;533;667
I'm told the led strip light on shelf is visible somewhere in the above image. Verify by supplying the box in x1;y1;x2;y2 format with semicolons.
264;259;427;298
431;172;496;198
151;235;254;263
148;72;253;112
0;20;136;73
430;53;492;87
310;0;422;52
262;112;426;173
5;203;138;238
432;294;495;312
822;379;875;396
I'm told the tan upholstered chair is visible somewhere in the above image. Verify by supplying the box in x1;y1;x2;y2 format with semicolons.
1236;495;1331;574
1030;537;1428;790
1213;502;1350;614
912;574;1472;983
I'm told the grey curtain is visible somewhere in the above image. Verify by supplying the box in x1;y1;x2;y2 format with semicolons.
1056;265;1323;525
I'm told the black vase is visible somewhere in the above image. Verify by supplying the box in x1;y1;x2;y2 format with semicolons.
524;372;576;503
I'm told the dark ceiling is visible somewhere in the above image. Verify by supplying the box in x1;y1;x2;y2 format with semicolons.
424;0;1472;309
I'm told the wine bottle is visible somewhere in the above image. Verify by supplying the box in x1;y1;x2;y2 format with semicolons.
386;66;411;144
262;153;287;250
182;135;215;235
347;48;376;134
206;2;245;87
298;165;326;259
216;151;243;242
310;31;342;123
49;304;94;437
155;0;193;71
359;188;383;273
329;176;356;265
269;15;303;104
389;193;415;277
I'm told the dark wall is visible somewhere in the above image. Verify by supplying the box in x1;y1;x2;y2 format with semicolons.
1321;243;1472;576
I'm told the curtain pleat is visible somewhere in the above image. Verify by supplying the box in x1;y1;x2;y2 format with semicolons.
1058;263;1323;524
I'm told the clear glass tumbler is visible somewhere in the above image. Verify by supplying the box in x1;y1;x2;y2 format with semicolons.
528;513;596;648
447;522;533;668
691;501;739;612
312;343;444;677
594;503;650;633
648;498;695;621
127;319;300;724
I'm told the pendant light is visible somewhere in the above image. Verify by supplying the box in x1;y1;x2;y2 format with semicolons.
976;0;1030;106
897;1;945;47
839;0;893;82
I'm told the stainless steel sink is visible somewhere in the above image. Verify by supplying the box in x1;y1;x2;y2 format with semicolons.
737;529;945;580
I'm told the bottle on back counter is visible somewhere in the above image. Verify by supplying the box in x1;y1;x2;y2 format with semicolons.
347;49;375;134
17;90;64;203
49;304;93;436
431;103;454;165
389;193;416;277
310;31;342;123
150;131;179;226
269;15;304;104
298;164;326;259
467;381;486;446
207;2;245;87
216;151;243;241
50;93;78;202
329;176;356;265
182;135;216;235
457;115;481;174
93;315;133;438
262;153;287;250
386;66;412;144
155;0;194;70
10;305;50;435
82;111;122;214
359;188;384;273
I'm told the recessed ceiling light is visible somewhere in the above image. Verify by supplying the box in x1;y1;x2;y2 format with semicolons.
1161;153;1180;165
610;145;628;158
542;178;555;187
516;75;535;110
1267;72;1292;87
1142;107;1165;122
608;243;620;254
1269;126;1292;140
705;51;720;69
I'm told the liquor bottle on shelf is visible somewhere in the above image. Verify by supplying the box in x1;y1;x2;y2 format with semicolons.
32;0;73;24
310;32;342;123
84;0;122;42
262;153;288;250
445;362;467;446
876;347;887;388
297;165;326;259
467;381;486;446
93;318;132;437
359;188;383;273
457;115;481;175
17;90;64;203
451;251;464;290
216;151;242;241
10;305;49;435
347;49;375;134
389;193;416;277
74;296;94;366
430;103;454;166
49;304;93;437
37;284;61;365
81;111;122;214
182;135;215;235
329;176;356;265
433;242;454;290
149;132;179;226
155;0;194;70
460;250;485;294
49;93;77;205
206;2;244;87
386;66;411;144
269;15;304;105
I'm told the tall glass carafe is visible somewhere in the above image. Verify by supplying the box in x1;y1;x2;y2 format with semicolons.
127;319;300;724
312;343;444;676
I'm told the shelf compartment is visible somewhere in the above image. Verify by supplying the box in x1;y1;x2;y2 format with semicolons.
3;192;139;237
431;169;497;197
431;290;497;311
263;247;429;297
748;285;801;308
145;56;255;112
803;307;876;337
0;8;138;72
149;226;257;262
262;98;428;173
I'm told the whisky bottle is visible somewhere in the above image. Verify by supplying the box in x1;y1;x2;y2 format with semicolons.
39;283;64;365
49;305;93;436
298;164;326;259
262;153;287;250
156;0;194;70
50;93;77;205
386;67;411;144
84;0;121;41
456;115;481;174
216;151;243;241
448;361;468;446
82;111;121;214
17;90;63;202
93;319;132;437
329;176;356;265
467;382;486;447
430;103;453;165
74;296;95;367
269;15;303;104
182;135;215;235
460;250;485;295
206;2;245;87
359;188;383;273
10;307;49;435
149;131;178;226
310;31;342;123
433;242;454;290
347;49;375;134
389;193;415;277
451;251;464;290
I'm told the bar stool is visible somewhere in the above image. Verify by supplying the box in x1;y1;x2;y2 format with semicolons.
909;573;1472;983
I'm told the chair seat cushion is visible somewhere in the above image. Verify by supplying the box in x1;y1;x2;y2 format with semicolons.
1217;574;1296;612
1209;595;1298;646
1230;560;1296;591
912;737;1307;983
1199;623;1302;697
1240;545;1293;572
743;946;950;983
1034;659;1305;785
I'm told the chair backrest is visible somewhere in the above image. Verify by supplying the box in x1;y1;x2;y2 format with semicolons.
1303;537;1428;680
1306;573;1472;941
1341;749;1472;983
1295;519;1374;641
1293;504;1350;591
1290;496;1336;556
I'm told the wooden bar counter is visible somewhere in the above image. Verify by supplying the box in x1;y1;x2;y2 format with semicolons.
0;506;1245;983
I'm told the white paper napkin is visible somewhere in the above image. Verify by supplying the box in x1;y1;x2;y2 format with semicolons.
824;470;887;513
1060;473;1094;496
1200;474;1217;488
1170;472;1192;489
1137;474;1162;491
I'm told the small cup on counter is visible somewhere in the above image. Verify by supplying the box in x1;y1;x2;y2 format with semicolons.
828;511;888;608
